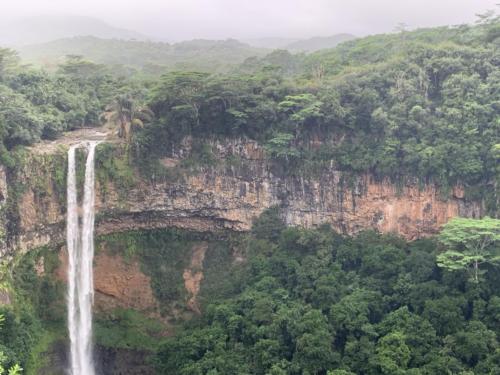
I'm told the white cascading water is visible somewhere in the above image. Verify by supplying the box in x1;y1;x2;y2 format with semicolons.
66;144;79;375
67;141;99;375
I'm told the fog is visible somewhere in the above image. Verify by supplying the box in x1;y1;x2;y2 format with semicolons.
1;0;497;41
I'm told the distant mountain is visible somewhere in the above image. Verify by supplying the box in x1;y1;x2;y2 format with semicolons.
0;15;149;46
285;34;357;52
244;37;302;49
18;36;269;74
244;34;357;52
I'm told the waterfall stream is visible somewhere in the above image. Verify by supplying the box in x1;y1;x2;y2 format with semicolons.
67;141;99;375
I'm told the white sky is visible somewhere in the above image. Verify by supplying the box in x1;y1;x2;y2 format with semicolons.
1;0;498;40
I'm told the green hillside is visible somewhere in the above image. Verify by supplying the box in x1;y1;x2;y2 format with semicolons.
18;36;270;75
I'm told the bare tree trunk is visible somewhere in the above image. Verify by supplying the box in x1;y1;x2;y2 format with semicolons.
125;122;131;143
474;260;479;283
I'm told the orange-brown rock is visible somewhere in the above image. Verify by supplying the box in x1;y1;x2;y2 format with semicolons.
56;247;159;315
338;177;473;240
92;251;159;314
10;138;482;254
183;242;208;314
453;185;465;199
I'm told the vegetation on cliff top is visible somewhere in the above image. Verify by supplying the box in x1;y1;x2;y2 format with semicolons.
138;18;499;199
0;51;149;168
1;18;499;208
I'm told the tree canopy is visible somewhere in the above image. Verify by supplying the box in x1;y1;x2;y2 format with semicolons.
154;214;500;374
134;21;499;214
437;217;500;282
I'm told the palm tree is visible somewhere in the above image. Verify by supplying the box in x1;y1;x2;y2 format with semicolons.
107;95;153;142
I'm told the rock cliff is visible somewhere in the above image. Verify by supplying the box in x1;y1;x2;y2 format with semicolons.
0;136;484;375
5;137;481;255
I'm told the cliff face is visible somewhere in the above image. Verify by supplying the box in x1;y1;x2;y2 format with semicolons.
8;138;481;254
56;248;160;315
0;137;484;375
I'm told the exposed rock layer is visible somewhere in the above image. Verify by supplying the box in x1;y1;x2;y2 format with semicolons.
10;138;481;254
56;248;160;315
183;242;208;314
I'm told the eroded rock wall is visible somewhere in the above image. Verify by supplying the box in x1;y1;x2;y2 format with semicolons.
9;138;481;254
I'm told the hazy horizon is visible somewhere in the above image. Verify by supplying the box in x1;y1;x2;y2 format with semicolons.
1;0;497;42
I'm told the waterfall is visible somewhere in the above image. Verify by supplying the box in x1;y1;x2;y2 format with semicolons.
66;145;79;375
67;141;99;375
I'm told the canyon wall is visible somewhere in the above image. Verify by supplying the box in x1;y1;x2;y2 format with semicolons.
6;138;481;255
0;137;483;375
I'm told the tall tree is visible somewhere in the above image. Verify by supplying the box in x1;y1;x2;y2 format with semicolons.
57;55;105;80
108;94;153;142
437;217;500;283
0;48;19;82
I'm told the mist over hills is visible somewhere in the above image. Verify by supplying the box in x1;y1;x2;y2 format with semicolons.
243;34;357;51
5;15;359;75
285;33;356;51
18;36;269;74
243;37;302;49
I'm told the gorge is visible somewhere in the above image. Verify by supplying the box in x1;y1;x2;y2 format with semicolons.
0;135;484;374
0;16;498;374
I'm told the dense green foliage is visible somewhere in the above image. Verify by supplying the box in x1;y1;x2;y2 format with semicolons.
0;313;26;375
2;19;499;207
4;219;500;374
0;246;64;373
94;308;164;351
0;52;127;166
155;213;500;374
437;217;500;283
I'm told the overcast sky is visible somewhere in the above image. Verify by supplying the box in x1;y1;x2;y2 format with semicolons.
1;0;498;41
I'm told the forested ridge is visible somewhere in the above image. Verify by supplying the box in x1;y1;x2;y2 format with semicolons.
1;18;499;197
139;18;500;209
19;36;269;75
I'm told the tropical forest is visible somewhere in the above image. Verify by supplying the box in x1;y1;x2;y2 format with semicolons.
0;2;499;374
